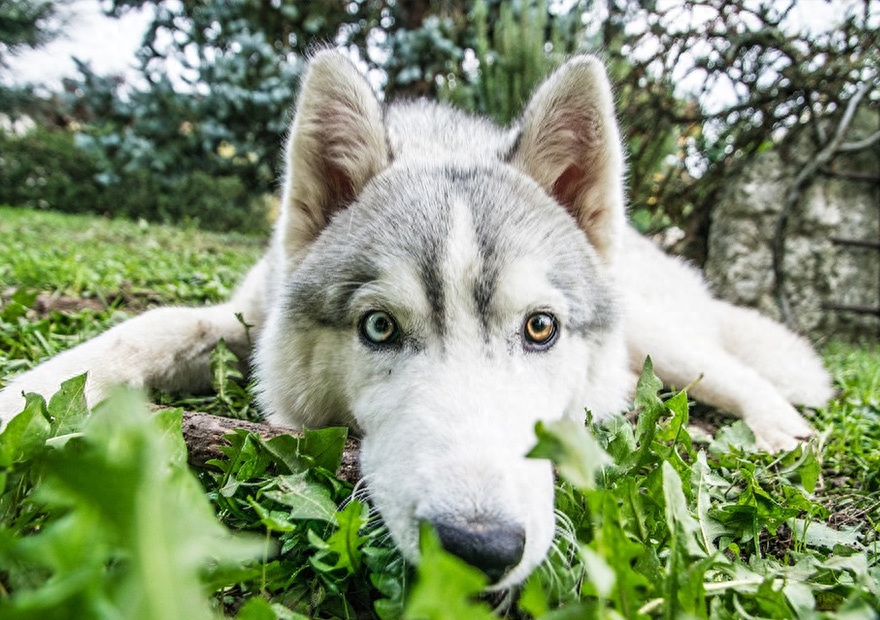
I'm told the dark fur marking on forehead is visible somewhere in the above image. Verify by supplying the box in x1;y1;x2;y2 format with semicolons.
439;164;499;341
419;241;447;339
472;219;499;342
441;164;482;185
501;128;523;163
284;255;382;330
381;102;396;164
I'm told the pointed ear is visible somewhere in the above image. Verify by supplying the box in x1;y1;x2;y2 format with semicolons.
279;49;389;263
510;56;626;264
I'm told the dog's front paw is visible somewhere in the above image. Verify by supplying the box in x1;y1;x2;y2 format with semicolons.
744;405;814;453
0;385;28;428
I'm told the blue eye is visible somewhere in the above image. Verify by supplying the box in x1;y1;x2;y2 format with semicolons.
360;310;401;346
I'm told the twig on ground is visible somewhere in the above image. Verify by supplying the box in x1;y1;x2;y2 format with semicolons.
178;410;362;483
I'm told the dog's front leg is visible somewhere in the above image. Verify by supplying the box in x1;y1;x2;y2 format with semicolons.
0;259;268;426
0;301;257;424
630;342;814;452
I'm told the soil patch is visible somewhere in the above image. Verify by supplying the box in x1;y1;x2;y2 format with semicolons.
2;286;162;318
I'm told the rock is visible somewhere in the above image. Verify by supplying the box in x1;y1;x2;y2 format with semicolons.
704;111;879;341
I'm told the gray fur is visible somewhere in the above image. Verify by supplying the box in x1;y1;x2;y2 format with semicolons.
280;147;616;360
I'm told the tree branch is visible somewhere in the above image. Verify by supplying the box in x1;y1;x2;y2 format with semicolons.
820;167;880;183
771;81;872;327
838;129;880;153
179;411;362;483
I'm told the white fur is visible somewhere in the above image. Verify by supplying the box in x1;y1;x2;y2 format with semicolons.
618;229;832;451
0;51;832;586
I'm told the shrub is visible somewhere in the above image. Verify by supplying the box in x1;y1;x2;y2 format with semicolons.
0;126;104;212
0;127;268;233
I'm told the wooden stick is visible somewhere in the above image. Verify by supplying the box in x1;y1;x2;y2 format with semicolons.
179;410;362;483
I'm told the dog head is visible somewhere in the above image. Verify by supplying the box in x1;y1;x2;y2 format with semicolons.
256;50;629;587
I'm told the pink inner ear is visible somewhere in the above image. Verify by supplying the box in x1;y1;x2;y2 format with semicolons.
551;163;585;212
322;161;355;216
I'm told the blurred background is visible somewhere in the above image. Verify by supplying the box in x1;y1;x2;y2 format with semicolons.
0;0;877;338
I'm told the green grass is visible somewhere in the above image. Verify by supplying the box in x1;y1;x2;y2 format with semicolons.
0;206;262;303
814;345;880;526
0;208;878;619
0;206;263;377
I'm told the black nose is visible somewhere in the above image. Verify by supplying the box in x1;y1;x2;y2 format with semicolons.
433;519;526;583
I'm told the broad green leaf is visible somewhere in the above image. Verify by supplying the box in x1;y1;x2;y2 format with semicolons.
663;460;702;550
46;374;89;437
579;545;616;598
589;489;654;615
217;430;272;492
783;581;815;615
658;389;692;452
629;357;672;470
236;597;278;620
693;452;730;553
783;444;821;494
264;433;309;473
528;418;610;490
0;392;50;467
633;356;663;412
261;471;338;523
538;603;602;620
820;551;870;580
404;523;495;620
0;388;262;620
237;597;310;620
517;573;549;617
301;427;348;473
249;498;296;533
264;426;348;474
151;406;189;468
598;413;637;467
710;421;759;455
318;500;369;573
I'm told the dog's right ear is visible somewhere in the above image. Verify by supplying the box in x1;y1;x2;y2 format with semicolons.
278;50;389;264
511;56;626;265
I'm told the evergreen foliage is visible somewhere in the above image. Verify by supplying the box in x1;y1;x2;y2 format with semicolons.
0;0;58;67
0;0;61;118
0;127;267;233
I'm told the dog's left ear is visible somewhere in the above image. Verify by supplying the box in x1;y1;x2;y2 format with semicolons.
278;49;390;267
511;56;626;264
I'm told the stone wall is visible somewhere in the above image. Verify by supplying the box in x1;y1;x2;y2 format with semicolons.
704;114;880;341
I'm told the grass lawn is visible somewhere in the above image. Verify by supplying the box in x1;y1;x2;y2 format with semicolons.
0;207;263;379
0;206;878;619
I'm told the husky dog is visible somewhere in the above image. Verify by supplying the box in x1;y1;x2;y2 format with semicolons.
0;51;832;586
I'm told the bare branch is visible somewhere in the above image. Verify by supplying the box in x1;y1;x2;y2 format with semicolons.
820;167;880;183
838;129;880;153
179;410;362;483
771;80;873;326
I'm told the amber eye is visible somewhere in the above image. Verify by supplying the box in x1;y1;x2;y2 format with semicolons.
360;310;401;346
523;312;558;350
